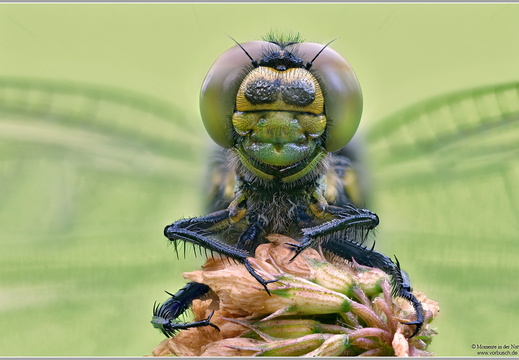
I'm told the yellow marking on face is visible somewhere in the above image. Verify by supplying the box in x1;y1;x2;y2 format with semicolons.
235;67;324;114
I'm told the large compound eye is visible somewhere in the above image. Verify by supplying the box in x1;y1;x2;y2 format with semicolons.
200;40;362;152
199;41;270;148
296;43;363;152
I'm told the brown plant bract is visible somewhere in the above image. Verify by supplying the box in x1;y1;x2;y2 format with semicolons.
151;234;439;357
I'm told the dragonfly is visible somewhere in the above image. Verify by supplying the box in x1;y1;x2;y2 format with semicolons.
151;33;428;338
2;33;518;353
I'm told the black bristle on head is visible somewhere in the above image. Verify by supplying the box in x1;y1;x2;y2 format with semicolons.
304;38;337;70
262;30;305;48
227;34;258;67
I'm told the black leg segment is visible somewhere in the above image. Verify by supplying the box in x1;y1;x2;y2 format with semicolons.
320;237;424;337
151;281;219;338
164;211;275;293
287;204;379;261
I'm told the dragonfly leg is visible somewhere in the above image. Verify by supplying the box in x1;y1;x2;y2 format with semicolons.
164;210;274;294
320;237;424;338
152;281;219;337
287;202;422;337
287;204;379;260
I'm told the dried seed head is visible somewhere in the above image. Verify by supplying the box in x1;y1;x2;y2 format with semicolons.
151;234;439;357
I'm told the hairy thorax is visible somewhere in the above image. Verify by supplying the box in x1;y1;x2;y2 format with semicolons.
239;176;321;239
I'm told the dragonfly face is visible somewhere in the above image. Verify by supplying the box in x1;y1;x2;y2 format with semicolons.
200;39;363;181
232;66;326;168
152;34;424;339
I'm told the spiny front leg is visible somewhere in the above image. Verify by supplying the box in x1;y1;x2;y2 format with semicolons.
286;200;422;337
164;209;276;294
319;236;424;338
389;257;425;337
151;281;219;337
287;203;379;261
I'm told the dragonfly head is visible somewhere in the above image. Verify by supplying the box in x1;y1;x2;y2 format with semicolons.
200;35;363;175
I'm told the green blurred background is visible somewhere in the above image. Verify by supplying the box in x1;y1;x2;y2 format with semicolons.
1;3;519;356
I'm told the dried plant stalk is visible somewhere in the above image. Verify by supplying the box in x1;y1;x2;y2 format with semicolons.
151;234;439;357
